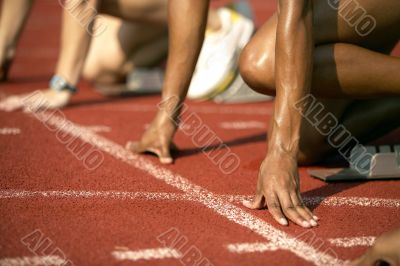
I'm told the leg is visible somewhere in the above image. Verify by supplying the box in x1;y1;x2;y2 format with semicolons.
297;98;400;165
0;0;34;81
239;0;400;163
83;1;222;87
99;0;221;30
82;15;168;86
240;0;400;97
99;0;167;24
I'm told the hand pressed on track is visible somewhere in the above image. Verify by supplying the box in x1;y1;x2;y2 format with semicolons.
243;153;318;228
0;89;71;112
126;111;178;164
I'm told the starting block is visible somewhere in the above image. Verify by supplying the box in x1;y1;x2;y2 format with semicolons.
309;145;400;182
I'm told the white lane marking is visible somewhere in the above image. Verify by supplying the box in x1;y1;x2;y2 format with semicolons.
226;236;377;254
112;248;181;262
0;255;66;266
92;104;273;115
328;237;376;248
31;112;344;266
304;196;400;208
1;190;399;209
145;123;192;131
84;125;111;133
0;127;21;135
227;242;279;254
0;189;198;201
219;121;266;130
223;195;400;208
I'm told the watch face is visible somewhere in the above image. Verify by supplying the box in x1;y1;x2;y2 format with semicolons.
54;78;65;89
50;76;64;91
50;75;77;93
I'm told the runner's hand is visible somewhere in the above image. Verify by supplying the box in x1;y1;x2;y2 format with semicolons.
126;111;178;164
0;89;71;112
244;153;318;228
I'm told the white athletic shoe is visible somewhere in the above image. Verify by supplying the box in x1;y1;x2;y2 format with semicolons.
213;75;273;104
187;8;254;100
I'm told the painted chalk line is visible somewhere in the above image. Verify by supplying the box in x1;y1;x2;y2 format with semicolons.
89;104;273;116
0;127;21;135
219;121;266;130
227;236;376;255
227;242;279;254
0;189;198;202
29;112;344;266
112;247;181;261
222;195;400;208
0;255;66;266
328;237;376;248
84;125;111;133
1;189;399;209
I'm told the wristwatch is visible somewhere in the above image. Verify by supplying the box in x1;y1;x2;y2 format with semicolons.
49;75;78;93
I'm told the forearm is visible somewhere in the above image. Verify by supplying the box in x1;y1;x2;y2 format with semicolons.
55;0;99;86
268;0;313;157
0;0;33;52
160;0;209;119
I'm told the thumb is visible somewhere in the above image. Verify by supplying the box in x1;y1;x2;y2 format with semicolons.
159;145;173;164
126;141;146;154
0;96;23;112
243;193;264;210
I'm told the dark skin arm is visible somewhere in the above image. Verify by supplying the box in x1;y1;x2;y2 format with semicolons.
127;0;209;163
130;0;318;228
244;0;318;228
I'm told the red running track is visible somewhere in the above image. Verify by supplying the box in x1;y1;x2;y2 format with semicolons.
0;1;399;266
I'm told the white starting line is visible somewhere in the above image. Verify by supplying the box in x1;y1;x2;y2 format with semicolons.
0;127;21;135
0;189;198;202
24;112;344;266
0;236;375;266
328;237;376;248
227;242;279;254
219;121;266;130
8;111;394;265
83;125;111;133
0;255;66;266
0;125;110;136
112;247;181;262
1;189;400;209
90;104;273;116
226;236;376;255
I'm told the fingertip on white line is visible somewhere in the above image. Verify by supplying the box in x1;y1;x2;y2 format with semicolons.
279;218;288;226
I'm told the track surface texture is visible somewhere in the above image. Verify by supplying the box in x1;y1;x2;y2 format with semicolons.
1;1;399;266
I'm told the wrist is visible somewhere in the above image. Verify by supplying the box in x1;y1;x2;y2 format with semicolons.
154;109;179;129
263;151;298;170
267;143;298;159
267;132;300;158
157;95;184;124
49;75;78;94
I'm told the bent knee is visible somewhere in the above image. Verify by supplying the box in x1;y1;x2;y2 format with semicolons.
82;63;101;83
298;138;329;165
298;149;321;166
82;62;126;85
239;45;275;96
